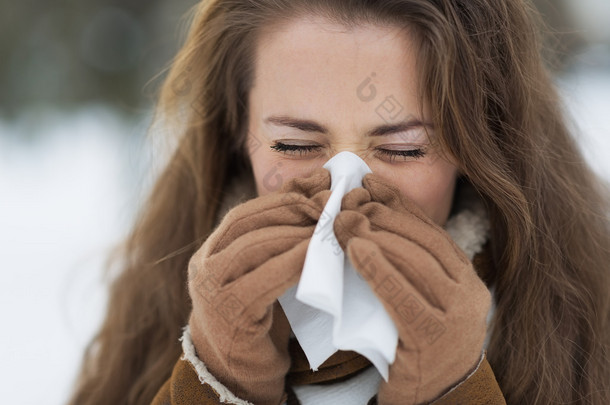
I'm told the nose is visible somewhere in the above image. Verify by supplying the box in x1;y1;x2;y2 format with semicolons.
326;146;375;170
327;141;373;162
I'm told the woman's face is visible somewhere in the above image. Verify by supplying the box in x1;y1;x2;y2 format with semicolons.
246;16;458;225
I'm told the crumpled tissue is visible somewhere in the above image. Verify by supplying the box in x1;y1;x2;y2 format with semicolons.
278;151;398;381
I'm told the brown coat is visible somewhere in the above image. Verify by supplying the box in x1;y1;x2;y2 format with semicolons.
151;336;505;404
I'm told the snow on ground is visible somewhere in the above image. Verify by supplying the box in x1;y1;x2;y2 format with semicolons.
0;68;608;404
0;106;154;404
558;63;610;181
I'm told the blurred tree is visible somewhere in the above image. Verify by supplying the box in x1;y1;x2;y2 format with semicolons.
0;0;590;119
533;0;586;71
0;0;197;118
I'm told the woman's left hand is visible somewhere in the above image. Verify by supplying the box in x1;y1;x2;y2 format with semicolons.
333;173;491;405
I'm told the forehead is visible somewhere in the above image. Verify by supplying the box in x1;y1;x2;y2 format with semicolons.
250;16;421;117
254;16;415;82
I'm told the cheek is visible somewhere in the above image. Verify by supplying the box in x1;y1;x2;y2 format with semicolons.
250;152;285;196
372;161;458;225
248;131;281;196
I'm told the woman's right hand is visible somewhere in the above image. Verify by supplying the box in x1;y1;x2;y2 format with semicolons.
187;168;332;405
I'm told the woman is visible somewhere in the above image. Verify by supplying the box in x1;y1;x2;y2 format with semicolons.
68;1;610;404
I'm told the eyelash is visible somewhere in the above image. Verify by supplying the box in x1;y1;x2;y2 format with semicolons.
270;142;427;162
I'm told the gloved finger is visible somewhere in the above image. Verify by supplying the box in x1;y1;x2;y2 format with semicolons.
206;167;330;257
360;172;469;270
333;209;371;251
347;237;490;354
361;173;434;226
335;173;437;243
357;201;469;268
224;238;310;326
206;188;332;257
278;167;332;198
340;186;372;211
361;229;459;309
193;224;314;288
334;209;469;282
335;210;459;303
344;237;447;348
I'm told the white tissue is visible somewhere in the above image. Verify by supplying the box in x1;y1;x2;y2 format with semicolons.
278;151;398;381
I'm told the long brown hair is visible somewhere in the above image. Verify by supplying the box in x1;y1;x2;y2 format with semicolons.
68;1;610;404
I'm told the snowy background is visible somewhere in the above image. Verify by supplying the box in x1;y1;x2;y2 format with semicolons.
1;1;609;404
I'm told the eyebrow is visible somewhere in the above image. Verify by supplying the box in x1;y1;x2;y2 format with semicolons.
264;115;433;137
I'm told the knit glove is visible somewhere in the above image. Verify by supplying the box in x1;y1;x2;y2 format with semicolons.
187;168;332;405
333;173;491;405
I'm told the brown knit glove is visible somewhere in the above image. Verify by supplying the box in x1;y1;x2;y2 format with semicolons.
187;168;332;405
334;173;491;405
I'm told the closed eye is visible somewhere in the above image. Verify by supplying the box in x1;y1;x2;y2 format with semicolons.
376;148;426;161
269;143;321;156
